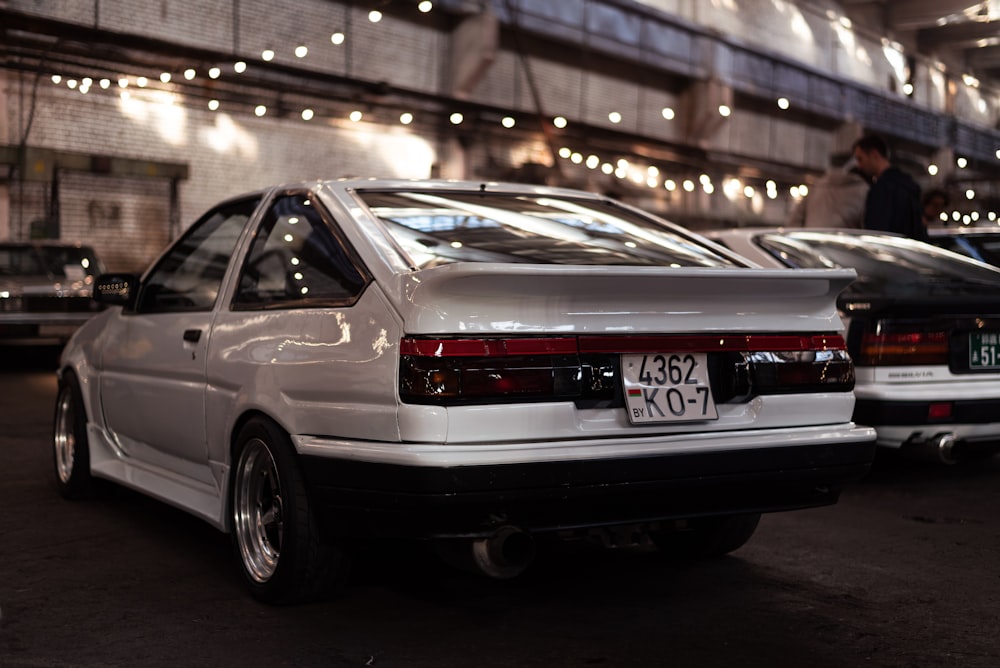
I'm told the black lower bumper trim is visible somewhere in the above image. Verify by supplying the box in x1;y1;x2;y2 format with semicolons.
300;441;875;538
855;397;1000;426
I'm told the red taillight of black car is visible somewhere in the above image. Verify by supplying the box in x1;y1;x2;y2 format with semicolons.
858;330;949;366
399;334;854;405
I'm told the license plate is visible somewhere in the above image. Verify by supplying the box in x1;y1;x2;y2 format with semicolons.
969;332;1000;369
622;353;718;424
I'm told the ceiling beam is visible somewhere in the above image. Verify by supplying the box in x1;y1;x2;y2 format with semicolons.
888;0;984;31
917;17;1000;50
968;44;1000;68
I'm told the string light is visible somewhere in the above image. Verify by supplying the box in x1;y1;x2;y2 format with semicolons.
90;58;815;206
41;11;936;222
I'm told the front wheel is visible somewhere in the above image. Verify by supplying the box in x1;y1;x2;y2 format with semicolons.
230;417;349;604
650;513;761;559
52;372;96;499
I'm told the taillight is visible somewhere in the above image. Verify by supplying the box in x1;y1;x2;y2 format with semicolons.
743;349;854;395
400;334;854;405
859;330;949;366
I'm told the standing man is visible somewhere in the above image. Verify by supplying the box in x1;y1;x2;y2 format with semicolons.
852;133;924;240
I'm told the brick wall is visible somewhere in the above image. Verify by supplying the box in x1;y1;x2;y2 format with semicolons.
7;0;984;263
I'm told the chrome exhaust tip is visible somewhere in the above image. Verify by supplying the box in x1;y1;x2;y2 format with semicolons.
471;526;536;579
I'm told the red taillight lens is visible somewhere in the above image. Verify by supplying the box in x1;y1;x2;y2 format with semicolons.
859;330;949;366
400;355;579;400
399;334;854;405
745;350;855;395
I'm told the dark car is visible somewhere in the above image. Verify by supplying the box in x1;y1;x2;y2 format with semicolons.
927;226;1000;266
0;242;106;342
712;228;1000;464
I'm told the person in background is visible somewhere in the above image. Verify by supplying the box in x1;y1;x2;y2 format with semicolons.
786;155;870;228
852;133;925;240
921;188;949;230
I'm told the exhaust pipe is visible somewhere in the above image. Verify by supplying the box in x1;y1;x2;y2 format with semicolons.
933;433;958;465
906;432;959;465
471;526;536;580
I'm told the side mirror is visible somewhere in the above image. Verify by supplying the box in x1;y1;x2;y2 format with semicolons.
94;273;140;309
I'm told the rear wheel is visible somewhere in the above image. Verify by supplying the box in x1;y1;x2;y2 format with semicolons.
230;417;349;604
651;513;761;559
52;372;96;499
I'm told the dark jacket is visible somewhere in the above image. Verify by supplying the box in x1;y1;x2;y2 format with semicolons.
863;166;924;241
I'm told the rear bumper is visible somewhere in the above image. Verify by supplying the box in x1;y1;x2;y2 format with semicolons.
855;398;1000;448
855;397;1000;426
295;425;876;538
0;312;98;340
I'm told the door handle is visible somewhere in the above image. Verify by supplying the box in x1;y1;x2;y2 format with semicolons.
183;329;202;343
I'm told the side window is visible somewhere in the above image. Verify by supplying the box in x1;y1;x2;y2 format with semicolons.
234;193;367;309
136;197;261;313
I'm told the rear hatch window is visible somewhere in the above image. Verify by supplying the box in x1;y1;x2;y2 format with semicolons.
357;190;741;268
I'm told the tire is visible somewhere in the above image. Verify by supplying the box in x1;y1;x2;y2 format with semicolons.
230;417;349;604
52;371;96;499
651;513;761;559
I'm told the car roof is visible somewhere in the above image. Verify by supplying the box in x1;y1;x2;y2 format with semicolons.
0;241;97;250
237;178;613;202
927;226;1000;238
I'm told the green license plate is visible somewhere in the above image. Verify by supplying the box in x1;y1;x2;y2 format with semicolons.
969;332;1000;369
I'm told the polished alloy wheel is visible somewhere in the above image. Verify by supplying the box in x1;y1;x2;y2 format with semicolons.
53;386;76;485
233;438;284;583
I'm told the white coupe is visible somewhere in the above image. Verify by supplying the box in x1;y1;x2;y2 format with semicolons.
54;180;875;603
